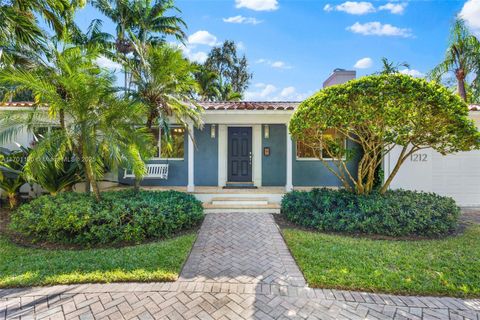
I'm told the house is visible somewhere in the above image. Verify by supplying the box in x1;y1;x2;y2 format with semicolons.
386;105;480;207
1;69;479;210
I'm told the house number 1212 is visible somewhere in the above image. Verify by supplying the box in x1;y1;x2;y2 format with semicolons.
410;154;428;162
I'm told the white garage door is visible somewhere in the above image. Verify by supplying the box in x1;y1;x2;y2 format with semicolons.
431;150;480;206
387;112;480;207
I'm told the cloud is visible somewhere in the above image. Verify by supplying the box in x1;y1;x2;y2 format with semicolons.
256;58;292;69
324;1;408;15
223;15;263;25
379;2;407;14
236;41;246;51
96;56;121;71
245;84;312;101
347;22;413;37
189;51;208;63
235;0;278;11
271;61;292;69
187;30;218;46
178;44;208;63
280;86;296;97
400;68;424;78
354;57;373;69
324;1;375;15
460;0;480;38
244;83;278;100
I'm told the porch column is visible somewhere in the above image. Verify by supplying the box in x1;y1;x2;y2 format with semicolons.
187;122;194;192
286;124;293;191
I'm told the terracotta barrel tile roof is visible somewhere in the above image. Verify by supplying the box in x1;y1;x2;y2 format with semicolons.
0;101;37;107
198;101;300;110
1;101;479;111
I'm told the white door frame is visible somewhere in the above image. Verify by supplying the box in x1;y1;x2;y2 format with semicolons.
218;124;262;187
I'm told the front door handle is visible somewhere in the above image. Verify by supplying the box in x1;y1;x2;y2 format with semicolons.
249;152;252;165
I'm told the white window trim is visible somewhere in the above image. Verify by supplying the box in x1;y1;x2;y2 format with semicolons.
295;138;347;161
151;125;185;161
31;124;60;143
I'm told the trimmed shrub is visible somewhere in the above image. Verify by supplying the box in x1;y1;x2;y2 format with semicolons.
281;189;460;237
9;190;204;246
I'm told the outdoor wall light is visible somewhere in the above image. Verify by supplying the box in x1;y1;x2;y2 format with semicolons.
211;124;216;139
264;124;270;139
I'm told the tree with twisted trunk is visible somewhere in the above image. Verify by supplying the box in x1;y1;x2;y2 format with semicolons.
289;74;480;195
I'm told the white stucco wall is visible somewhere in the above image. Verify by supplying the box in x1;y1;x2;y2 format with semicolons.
387;112;480;206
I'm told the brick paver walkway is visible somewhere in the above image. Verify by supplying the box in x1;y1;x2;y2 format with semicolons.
1;212;479;319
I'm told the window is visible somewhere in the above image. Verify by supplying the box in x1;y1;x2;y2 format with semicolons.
31;126;61;145
32;126;49;141
296;128;346;160
152;127;185;159
296;140;318;159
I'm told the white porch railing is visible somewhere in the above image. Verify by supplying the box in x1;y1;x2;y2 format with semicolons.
123;164;169;179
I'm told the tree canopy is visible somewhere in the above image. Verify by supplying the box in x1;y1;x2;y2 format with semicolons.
430;18;480;102
289;74;480;194
196;40;252;101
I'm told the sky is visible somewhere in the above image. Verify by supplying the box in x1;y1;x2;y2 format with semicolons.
71;0;480;101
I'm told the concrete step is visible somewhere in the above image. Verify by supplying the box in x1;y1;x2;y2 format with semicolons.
210;197;269;206
203;203;280;214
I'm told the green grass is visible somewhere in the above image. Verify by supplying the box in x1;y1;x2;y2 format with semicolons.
0;234;196;288
282;225;480;297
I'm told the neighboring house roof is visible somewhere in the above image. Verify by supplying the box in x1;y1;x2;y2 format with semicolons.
1;101;480;111
0;101;37;107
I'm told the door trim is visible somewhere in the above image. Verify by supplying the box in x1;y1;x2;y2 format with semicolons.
218;125;262;187
228;127;253;182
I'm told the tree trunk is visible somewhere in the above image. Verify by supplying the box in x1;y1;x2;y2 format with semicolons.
134;178;140;192
456;68;467;102
7;193;18;209
380;146;417;194
59;109;65;129
84;164;101;201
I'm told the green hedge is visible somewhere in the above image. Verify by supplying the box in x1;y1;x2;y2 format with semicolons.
281;189;460;237
10;190;204;246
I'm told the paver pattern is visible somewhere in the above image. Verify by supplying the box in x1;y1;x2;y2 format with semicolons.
1;212;479;319
179;212;306;286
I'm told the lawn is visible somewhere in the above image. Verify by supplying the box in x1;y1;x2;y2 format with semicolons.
282;225;480;297
0;234;196;288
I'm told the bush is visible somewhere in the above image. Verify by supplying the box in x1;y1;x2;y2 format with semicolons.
281;189;460;237
9;190;204;246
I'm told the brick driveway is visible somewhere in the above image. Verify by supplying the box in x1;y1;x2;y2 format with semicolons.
1;212;479;319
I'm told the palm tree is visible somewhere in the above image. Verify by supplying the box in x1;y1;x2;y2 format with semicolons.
378;57;410;75
131;0;186;45
69;19;115;52
92;0;187;92
129;43;203;131
0;148;28;208
0;47;153;201
194;66;220;101
0;0;81;63
431;18;480;102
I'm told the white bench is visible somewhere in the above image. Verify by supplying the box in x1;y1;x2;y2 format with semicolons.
124;164;169;179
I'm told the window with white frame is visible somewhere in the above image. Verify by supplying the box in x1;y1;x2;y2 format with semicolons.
296;128;346;160
31;125;61;145
151;126;185;159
